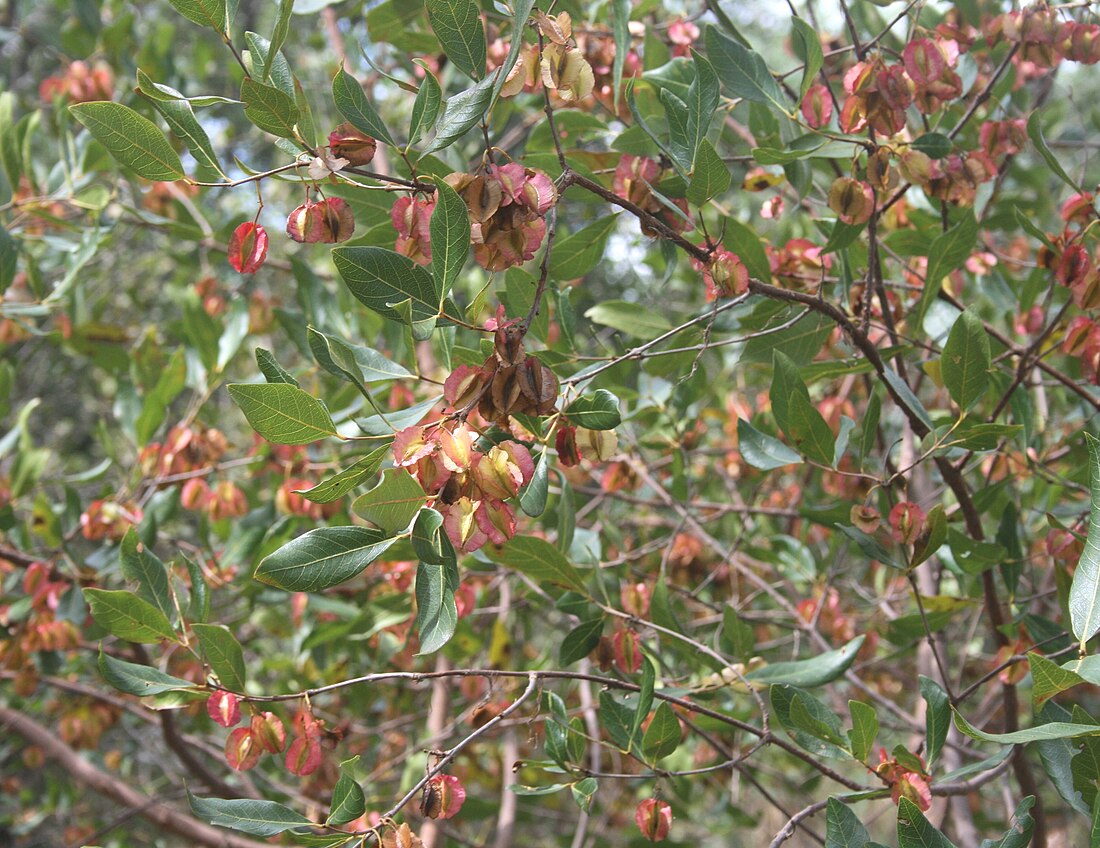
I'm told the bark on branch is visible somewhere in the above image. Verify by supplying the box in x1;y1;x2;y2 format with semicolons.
0;707;270;848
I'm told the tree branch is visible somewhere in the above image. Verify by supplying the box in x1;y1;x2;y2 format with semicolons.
0;707;269;848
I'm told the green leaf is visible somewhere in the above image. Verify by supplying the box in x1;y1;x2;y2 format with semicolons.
883;367;935;432
358;395;442;436
598;0;629;103
409;62;442;145
916;212;978;327
720;605;755;659
412;507;453;565
119;528;174;625
897;797;958;848
227;383;339;445
255;347;298;385
415;557;459;655
825;797;870;848
642;702;681;760
737;418;802;470
254;527;397;592
1036;702;1090;815
188;794;312;837
192;623;247;692
520;450;550;517
333;246;440;331
946;422;1022;451
979;796;1035;848
486;535;587;594
911;504;948;568
598;690;639;752
132;74;240;107
426;0;485;80
790;16;824;98
244;31;292;96
1013;207;1054;251
722;218;770;283
686;138;731;206
953;708;1100;744
770;350;809;434
1027;111;1081;193
430;176;470;300
625;81;682;173
543;693;571;765
633;657;656;738
786;391;836;466
858;392;881;465
570;777;598;813
183;554;210;623
328;769;366;827
98;649;194;696
166;0;228;32
488;0;536;107
1030;653;1085;706
295;447;389;504
332;69;395;148
941;310;990;412
642;57;695;104
753;144;822;165
919;676;950;768
704;24;787;110
847;700;878;763
550;216;620;281
0;225;16;295
836;524;905;571
509;782;573;797
1071;433;1100;649
240;78;300;139
307;328;413;385
351;468;426;535
410;508;460;654
585;300;671;339
135;348;187;445
423;75;494;155
772;684;848;759
565;390;621;430
745;636;864;687
267;0;295;84
686;50;719;168
83;589;177;644
823;220;866;254
790;695;849;747
912;132;952;160
137;72;225;177
559;618;603;665
69;102;185;180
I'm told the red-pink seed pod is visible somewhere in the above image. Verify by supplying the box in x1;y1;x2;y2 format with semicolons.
228;222;269;273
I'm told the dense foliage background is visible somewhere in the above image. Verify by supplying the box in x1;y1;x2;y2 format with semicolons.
3;0;1100;845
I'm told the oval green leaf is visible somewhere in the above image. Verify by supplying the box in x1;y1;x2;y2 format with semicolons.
83;588;177;644
227;383;340;445
565;390;622;430
745;635;865;687
1070;433;1100;649
332;69;395;147
69;102;185;181
254;527;397;592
